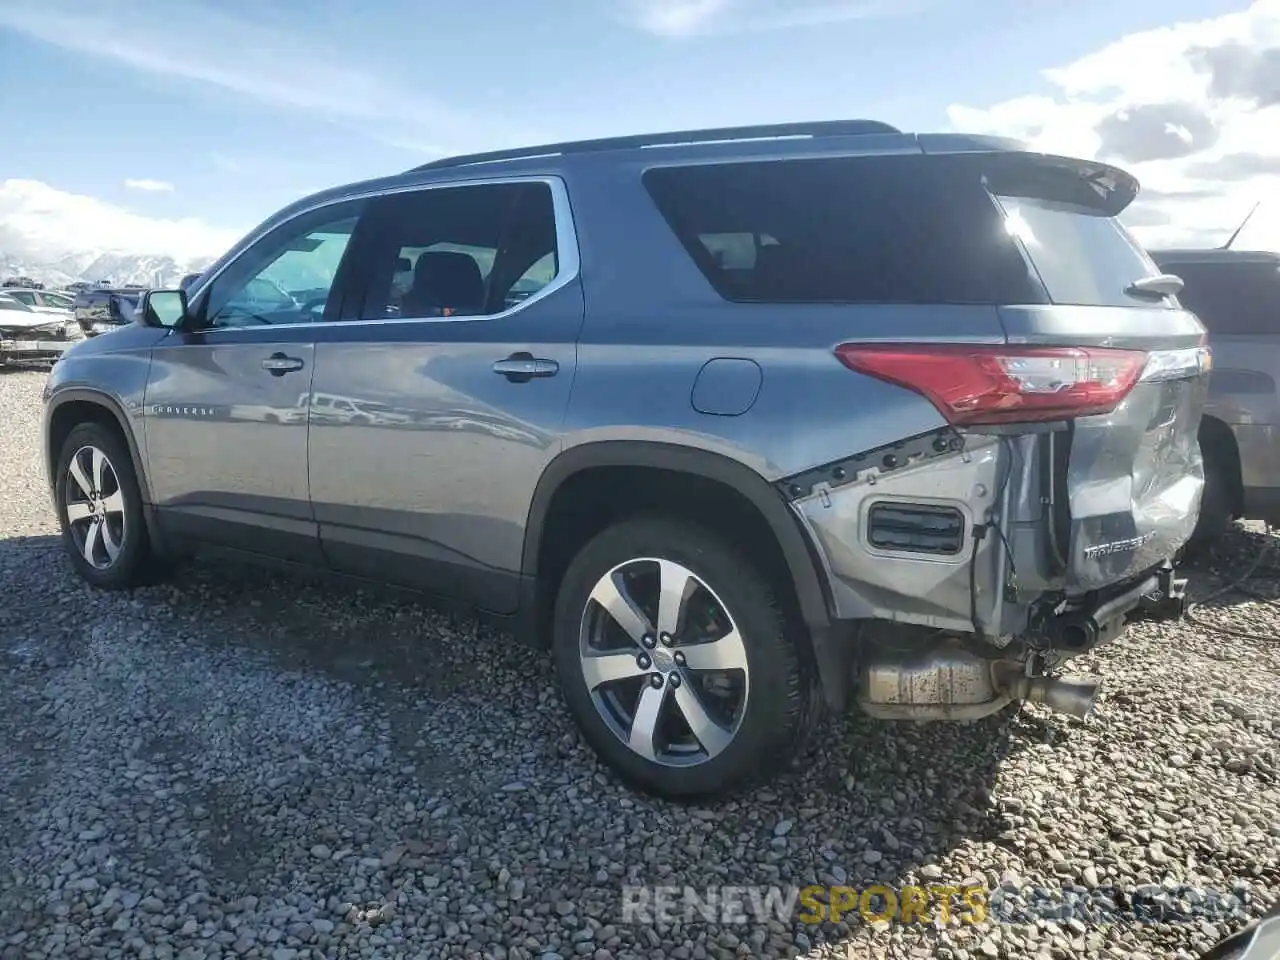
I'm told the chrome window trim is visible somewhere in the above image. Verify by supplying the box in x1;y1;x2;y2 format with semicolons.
182;175;580;334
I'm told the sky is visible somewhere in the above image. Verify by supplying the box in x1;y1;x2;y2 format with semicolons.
0;0;1278;264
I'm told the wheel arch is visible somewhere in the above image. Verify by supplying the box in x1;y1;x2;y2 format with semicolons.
522;442;834;630
45;389;153;505
1199;413;1244;516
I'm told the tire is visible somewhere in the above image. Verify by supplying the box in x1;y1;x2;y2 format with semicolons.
552;516;815;799
1189;442;1233;548
54;422;153;589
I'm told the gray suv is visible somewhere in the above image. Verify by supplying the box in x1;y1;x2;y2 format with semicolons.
1149;248;1280;541
42;121;1209;798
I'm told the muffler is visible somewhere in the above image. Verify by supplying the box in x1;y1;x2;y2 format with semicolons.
1004;675;1100;719
856;637;1101;721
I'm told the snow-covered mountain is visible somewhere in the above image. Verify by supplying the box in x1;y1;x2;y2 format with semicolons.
1;250;216;289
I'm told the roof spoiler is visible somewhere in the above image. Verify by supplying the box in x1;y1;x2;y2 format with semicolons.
917;137;1139;216
983;153;1140;217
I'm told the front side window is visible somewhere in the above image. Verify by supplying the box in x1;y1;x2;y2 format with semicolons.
8;291;36;305
201;199;366;328
360;182;559;320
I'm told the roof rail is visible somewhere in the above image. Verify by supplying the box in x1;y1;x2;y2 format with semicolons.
410;119;901;172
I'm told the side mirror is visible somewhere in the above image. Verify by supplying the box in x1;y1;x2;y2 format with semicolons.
140;289;189;329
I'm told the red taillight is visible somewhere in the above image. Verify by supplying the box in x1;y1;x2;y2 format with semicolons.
834;343;1148;426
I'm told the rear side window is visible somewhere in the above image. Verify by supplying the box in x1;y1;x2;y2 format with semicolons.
359;181;560;320
1160;260;1280;335
642;156;1042;305
995;196;1171;308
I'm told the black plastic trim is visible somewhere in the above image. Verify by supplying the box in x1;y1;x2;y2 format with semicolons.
778;428;964;501
45;388;153;504
867;502;965;555
319;523;521;614
523;441;835;630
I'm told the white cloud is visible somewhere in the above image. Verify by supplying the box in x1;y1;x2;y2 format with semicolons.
0;0;535;154
948;0;1280;252
0;179;241;262
124;178;174;193
625;0;913;37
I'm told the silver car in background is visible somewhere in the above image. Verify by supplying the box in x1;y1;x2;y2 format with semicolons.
0;292;78;364
1151;248;1280;541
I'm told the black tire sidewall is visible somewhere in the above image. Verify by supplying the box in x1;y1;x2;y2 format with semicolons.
552;517;806;799
1191;448;1232;545
55;423;149;589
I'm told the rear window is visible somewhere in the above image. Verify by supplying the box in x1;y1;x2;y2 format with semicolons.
642;156;1042;305
643;155;1165;309
995;196;1172;309
1154;259;1279;336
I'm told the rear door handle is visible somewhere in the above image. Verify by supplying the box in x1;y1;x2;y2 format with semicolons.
492;352;558;382
262;353;305;376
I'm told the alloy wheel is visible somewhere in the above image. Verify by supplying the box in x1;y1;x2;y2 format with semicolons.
579;557;749;766
64;445;126;570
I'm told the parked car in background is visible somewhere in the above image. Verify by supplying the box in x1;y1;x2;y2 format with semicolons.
44;120;1207;797
0;292;76;364
3;288;75;316
72;287;145;337
1150;248;1280;540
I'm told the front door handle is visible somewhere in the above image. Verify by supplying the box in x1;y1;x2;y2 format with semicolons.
492;352;559;383
262;353;305;376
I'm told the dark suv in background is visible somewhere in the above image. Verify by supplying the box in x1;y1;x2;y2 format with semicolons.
72;287;146;337
43;121;1207;797
1150;248;1280;541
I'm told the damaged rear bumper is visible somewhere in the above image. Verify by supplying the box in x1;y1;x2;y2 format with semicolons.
782;424;1195;721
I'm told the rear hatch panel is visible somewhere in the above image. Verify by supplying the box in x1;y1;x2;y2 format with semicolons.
981;146;1210;593
1051;342;1208;591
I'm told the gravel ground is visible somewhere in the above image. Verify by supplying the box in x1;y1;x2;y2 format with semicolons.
1;365;1277;960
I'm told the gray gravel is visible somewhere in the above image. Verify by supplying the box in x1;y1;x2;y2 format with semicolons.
1;366;1278;960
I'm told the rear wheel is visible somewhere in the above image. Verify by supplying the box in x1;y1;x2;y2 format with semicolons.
552;517;814;798
54;422;152;589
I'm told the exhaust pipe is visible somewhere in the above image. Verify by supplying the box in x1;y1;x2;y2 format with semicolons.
1006;675;1100;719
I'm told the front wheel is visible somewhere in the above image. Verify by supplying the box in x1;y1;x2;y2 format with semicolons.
552;517;815;799
54;422;152;589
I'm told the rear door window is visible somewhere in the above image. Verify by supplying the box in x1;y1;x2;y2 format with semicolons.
357;181;560;320
642;155;1042;305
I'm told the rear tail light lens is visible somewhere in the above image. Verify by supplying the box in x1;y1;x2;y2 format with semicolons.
834;344;1148;425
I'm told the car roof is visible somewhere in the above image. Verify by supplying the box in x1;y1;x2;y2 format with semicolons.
185;120;1139;303
252;121;1124;243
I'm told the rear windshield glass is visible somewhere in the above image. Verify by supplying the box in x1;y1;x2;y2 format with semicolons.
995;196;1173;309
643;155;1169;309
642;156;1042;305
